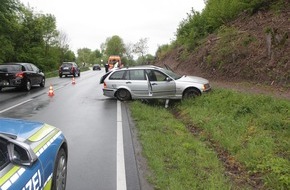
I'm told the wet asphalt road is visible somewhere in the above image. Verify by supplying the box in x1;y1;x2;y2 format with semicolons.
0;69;140;190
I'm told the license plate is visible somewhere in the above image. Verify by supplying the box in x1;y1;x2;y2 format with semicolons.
0;80;9;86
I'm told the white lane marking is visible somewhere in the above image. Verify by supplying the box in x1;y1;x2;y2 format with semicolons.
0;99;33;114
117;100;127;190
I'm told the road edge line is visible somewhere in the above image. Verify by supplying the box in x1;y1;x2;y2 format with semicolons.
117;100;127;190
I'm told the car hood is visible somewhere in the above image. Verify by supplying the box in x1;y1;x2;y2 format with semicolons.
176;75;209;83
0;118;53;142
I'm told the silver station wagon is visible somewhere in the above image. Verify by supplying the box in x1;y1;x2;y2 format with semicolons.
100;65;211;101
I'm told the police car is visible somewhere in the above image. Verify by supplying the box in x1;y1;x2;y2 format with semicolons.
0;118;68;190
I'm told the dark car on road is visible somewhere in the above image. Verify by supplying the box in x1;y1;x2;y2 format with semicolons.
93;64;101;70
0;62;45;91
59;62;80;78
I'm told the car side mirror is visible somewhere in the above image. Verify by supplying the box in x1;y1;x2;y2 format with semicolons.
166;77;172;82
7;139;38;167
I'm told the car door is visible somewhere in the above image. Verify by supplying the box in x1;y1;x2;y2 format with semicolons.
145;69;176;98
127;69;149;98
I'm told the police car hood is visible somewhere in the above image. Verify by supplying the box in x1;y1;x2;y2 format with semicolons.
0;118;49;142
177;75;209;83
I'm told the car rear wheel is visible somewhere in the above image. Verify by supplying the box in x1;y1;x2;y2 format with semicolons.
183;88;200;99
52;148;67;190
24;80;31;91
116;89;131;101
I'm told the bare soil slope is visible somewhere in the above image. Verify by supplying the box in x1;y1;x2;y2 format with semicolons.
155;3;290;100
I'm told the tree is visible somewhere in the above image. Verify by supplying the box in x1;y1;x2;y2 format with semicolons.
104;35;126;57
133;38;149;64
0;0;19;62
124;43;134;61
136;54;155;65
63;50;76;62
77;48;92;64
57;30;71;62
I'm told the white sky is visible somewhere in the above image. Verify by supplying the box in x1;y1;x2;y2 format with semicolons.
20;0;205;55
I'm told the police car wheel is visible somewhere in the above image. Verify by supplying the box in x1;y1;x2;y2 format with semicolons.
52;148;67;190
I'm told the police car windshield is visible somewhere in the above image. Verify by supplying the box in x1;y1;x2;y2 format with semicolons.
161;68;182;80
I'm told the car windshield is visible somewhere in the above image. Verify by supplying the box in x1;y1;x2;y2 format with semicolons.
161;68;182;80
0;65;22;72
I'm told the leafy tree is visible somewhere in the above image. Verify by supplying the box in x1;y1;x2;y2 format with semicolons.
135;54;154;65
0;1;75;71
63;50;76;62
0;0;19;62
77;48;92;64
14;7;62;71
104;35;126;57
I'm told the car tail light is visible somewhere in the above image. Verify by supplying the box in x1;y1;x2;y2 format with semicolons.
15;72;24;78
104;82;107;88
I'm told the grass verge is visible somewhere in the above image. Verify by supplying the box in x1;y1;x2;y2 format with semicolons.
129;89;290;189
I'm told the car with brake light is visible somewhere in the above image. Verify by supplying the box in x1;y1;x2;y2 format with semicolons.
0;118;68;190
0;63;45;91
59;62;80;78
100;65;211;101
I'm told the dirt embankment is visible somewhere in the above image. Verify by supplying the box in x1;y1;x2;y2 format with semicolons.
154;3;290;100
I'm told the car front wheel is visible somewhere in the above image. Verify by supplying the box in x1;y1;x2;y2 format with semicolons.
183;88;200;99
116;89;131;101
52;148;67;190
40;78;45;87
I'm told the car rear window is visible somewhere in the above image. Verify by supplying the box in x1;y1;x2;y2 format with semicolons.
62;63;73;67
109;70;127;80
0;65;23;72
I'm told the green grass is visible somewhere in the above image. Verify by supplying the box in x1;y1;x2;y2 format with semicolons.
129;89;290;189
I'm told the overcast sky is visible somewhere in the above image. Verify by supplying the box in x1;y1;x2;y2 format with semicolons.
20;0;205;55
